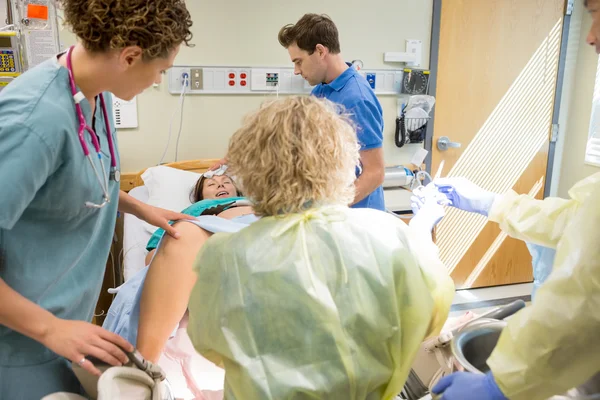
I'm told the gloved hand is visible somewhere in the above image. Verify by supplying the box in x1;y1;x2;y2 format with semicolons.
409;183;447;232
434;177;497;217
431;372;508;400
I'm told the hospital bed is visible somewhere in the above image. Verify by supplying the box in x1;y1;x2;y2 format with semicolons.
50;158;427;399
118;160;226;400
122;185;150;280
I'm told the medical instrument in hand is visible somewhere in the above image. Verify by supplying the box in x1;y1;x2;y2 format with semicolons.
411;160;443;191
71;348;173;400
66;45;119;209
434;177;497;216
411;160;449;205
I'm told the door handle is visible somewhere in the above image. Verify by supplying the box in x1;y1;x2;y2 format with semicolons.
437;136;462;151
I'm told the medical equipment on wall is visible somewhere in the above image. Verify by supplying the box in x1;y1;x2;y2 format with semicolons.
401;69;430;95
384;40;423;68
0;30;22;89
396;94;436;148
112;96;139;129
168;65;407;95
351;59;363;70
66;45;120;208
1;0;60;79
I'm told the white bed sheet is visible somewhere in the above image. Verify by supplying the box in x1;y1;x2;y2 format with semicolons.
123;185;153;282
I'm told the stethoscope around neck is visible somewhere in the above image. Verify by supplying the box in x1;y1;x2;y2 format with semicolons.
66;45;120;209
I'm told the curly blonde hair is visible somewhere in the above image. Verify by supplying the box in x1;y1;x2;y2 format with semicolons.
58;0;193;60
227;96;360;216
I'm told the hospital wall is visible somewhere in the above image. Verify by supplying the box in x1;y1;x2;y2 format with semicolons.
59;1;434;173
555;3;600;197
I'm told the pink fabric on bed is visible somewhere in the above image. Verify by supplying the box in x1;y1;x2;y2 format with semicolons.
158;314;224;400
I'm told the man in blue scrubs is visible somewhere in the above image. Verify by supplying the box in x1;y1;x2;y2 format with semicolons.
278;14;386;210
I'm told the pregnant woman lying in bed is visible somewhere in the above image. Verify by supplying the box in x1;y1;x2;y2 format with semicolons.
103;172;256;399
144;172;252;265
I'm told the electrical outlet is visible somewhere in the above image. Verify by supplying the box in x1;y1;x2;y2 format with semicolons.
181;72;190;87
366;73;376;89
190;68;202;90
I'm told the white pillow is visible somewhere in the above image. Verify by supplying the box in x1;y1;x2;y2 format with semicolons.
140;166;202;234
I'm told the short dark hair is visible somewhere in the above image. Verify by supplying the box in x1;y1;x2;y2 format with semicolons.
278;13;341;55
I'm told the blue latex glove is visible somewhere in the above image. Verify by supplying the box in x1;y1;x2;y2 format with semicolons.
434;177;497;216
409;183;447;232
432;372;508;400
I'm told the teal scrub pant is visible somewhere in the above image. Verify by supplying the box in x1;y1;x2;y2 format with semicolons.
0;356;85;399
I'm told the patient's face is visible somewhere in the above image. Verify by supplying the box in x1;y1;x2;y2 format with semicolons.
203;175;237;199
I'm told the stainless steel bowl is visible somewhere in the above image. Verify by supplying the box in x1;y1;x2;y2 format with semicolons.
451;318;506;374
450;319;600;399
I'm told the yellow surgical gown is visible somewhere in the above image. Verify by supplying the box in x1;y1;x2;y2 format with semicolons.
187;206;454;400
487;171;600;248
485;174;600;400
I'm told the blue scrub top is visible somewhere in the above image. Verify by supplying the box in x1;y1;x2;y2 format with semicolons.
311;65;385;211
0;55;120;367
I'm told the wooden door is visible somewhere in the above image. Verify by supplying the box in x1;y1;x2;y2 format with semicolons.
431;0;566;289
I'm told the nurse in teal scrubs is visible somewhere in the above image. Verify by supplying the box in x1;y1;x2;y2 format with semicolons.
0;0;194;397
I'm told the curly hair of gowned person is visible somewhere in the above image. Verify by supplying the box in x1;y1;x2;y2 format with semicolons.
57;0;194;60
227;96;360;217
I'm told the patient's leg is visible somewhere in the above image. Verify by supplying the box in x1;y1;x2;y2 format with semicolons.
137;221;210;363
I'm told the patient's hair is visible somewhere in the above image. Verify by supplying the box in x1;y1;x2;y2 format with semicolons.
190;175;241;203
58;0;193;60
227;96;359;216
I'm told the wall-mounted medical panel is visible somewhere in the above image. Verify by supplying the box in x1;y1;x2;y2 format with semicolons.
168;66;406;95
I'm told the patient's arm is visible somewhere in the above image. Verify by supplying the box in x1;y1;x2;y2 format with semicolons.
137;221;210;362
137;206;254;362
142;206;253;267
